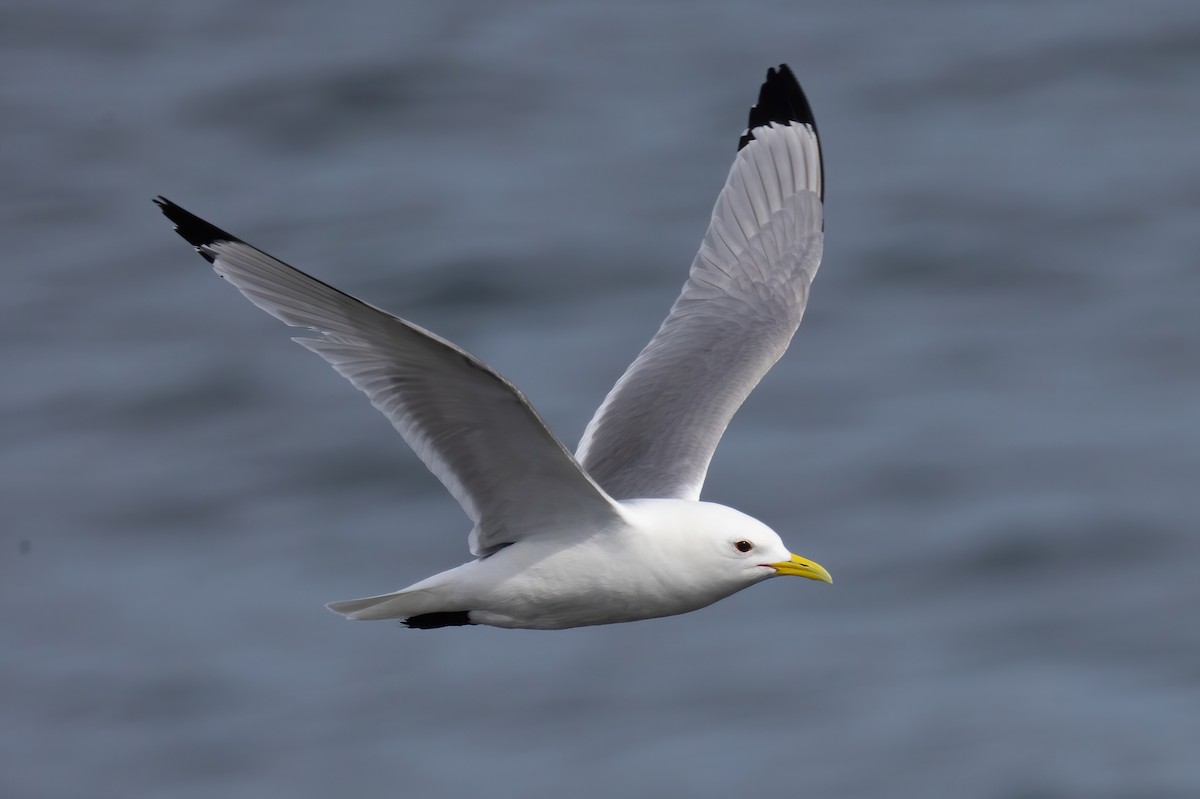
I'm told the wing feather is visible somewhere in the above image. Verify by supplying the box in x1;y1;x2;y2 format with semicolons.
155;198;623;555
576;66;824;500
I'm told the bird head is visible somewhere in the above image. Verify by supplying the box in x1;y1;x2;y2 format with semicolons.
714;520;832;586
640;500;832;594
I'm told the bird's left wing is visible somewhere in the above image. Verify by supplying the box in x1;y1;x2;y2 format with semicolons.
155;198;624;556
576;65;824;501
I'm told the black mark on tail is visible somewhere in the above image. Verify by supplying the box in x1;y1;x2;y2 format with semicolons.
404;611;474;629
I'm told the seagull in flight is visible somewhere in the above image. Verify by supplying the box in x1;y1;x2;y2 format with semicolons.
155;64;830;630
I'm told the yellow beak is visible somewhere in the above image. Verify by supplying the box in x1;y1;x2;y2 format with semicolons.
770;553;832;583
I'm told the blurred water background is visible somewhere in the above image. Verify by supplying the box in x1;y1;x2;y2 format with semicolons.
3;2;1198;797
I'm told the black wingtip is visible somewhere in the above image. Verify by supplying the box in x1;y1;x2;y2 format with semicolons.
153;196;242;263
737;63;819;151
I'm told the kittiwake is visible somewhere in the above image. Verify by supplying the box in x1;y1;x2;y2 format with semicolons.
154;64;831;630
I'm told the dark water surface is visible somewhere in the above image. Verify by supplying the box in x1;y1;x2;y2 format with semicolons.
3;2;1198;797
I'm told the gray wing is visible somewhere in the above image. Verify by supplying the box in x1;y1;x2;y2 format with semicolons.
576;66;824;500
155;198;624;556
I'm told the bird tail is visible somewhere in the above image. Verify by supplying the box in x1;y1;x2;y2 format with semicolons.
326;588;445;621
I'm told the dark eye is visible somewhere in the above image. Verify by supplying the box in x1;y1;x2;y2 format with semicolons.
734;540;753;553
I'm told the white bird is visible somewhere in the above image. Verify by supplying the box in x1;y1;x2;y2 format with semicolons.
156;64;830;630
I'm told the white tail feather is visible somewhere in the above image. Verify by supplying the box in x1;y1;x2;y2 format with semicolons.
326;589;443;621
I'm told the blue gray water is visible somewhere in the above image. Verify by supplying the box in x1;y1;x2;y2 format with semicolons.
3;2;1198;797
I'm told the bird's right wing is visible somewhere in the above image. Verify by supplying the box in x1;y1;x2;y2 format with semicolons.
155;198;624;556
576;65;824;500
